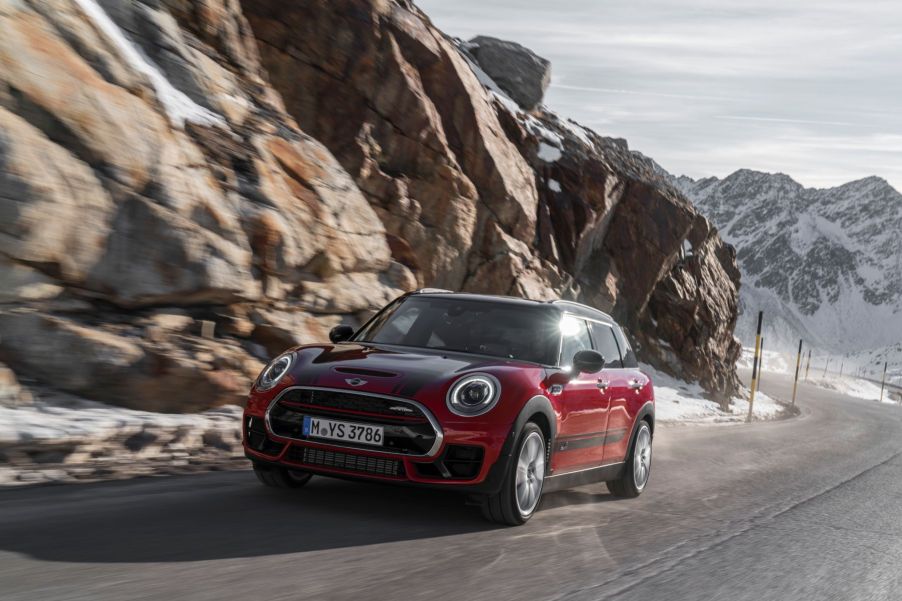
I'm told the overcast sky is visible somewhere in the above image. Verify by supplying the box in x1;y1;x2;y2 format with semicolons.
417;0;902;190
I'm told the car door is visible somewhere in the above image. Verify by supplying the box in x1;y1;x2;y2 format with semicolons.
552;316;611;473
592;323;648;464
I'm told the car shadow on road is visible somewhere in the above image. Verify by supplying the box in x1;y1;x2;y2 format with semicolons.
0;470;504;563
0;470;631;564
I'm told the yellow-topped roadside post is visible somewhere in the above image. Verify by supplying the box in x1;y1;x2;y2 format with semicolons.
791;339;803;408
804;349;811;381
879;361;888;403
747;311;763;423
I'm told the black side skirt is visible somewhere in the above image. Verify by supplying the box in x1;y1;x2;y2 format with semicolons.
542;462;624;493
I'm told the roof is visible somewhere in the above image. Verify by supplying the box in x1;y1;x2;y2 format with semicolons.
408;290;614;324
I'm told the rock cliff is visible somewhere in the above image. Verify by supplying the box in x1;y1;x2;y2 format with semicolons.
0;0;742;409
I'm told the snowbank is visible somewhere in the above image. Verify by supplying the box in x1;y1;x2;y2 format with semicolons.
0;397;242;445
645;364;785;424
0;391;243;486
806;375;898;404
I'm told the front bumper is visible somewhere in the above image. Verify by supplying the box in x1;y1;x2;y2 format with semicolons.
242;410;517;495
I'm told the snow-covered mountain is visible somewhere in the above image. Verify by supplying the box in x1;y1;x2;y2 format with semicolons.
675;170;902;356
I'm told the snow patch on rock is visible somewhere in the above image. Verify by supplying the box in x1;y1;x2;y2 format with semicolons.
538;142;562;162
73;0;226;129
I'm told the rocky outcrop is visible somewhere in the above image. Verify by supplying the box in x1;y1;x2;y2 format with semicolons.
0;0;412;410
241;0;742;401
0;0;742;412
0;362;31;407
466;36;551;111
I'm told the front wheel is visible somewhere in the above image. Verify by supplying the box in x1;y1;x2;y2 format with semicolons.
254;463;313;489
607;420;652;498
481;423;547;526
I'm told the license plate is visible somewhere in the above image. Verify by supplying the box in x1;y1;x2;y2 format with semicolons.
302;416;384;447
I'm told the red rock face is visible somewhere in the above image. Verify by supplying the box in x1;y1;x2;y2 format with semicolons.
0;0;740;411
240;0;742;401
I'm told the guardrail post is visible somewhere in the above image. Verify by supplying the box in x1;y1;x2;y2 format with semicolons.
747;311;763;423
880;361;888;403
791;339;803;408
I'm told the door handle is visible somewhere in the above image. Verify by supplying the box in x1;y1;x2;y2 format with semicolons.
596;379;610;391
629;379;644;391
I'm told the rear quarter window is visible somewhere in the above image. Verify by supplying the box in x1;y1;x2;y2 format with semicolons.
613;325;639;368
590;322;623;368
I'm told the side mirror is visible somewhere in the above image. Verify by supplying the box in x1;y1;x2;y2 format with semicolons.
572;349;605;374
329;325;355;343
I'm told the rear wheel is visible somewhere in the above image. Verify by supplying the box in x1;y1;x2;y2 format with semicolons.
253;463;313;489
481;423;546;526
607;420;652;498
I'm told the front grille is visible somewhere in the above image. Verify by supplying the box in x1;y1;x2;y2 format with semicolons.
277;388;423;419
268;387;439;455
286;446;405;478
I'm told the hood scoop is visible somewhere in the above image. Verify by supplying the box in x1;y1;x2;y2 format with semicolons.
333;367;399;378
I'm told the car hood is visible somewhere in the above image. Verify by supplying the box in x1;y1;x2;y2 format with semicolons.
284;342;540;400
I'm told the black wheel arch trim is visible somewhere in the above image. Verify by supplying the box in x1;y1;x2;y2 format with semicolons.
513;394;557;445
629;401;655;446
465;394;556;497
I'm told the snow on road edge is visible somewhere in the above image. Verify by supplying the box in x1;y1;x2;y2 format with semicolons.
644;364;785;424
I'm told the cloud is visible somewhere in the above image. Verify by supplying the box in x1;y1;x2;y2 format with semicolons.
417;0;902;190
716;115;858;127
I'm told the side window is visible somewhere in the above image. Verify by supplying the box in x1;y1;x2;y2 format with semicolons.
559;316;593;368
613;325;639;368
591;323;623;368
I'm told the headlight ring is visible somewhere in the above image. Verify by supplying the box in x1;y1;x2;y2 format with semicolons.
446;373;501;417
255;352;294;391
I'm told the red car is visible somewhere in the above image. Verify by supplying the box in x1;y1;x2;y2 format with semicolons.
244;291;654;525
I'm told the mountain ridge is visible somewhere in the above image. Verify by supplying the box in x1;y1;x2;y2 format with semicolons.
675;168;902;355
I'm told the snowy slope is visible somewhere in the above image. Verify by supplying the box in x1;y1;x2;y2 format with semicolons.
675;170;902;357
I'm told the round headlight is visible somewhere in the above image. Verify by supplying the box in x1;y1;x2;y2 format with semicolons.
446;373;501;417
255;352;294;391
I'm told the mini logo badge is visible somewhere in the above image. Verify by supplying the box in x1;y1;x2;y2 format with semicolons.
345;378;368;387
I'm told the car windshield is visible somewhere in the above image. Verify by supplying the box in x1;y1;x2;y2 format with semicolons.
353;296;561;365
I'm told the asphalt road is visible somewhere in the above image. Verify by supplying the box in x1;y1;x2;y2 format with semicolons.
3;373;902;601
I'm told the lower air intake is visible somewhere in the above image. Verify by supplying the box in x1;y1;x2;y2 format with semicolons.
286;446;405;478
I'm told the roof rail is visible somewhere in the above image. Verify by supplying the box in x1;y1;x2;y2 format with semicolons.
550;299;613;320
412;288;453;294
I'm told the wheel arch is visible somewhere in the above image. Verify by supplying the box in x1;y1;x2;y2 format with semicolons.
632;401;655;442
514;394;557;445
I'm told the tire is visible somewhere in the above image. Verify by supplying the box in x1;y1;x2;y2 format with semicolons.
253;463;313;489
607;420;652;498
481;423;547;526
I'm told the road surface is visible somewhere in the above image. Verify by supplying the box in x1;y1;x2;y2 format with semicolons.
2;373;902;600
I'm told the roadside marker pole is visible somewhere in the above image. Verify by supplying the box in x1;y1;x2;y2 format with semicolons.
747;311;763;423
804;350;811;381
879;361;888;403
758;336;765;388
823;359;829;378
791;339;803;408
840;360;844;378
